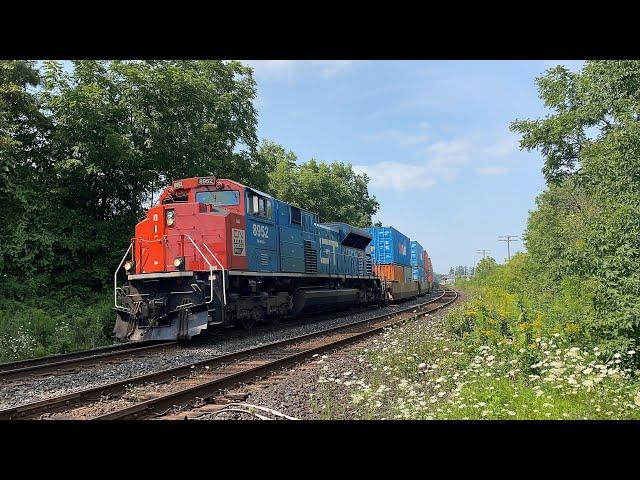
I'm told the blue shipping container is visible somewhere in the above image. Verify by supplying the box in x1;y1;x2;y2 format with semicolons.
365;226;412;267
410;241;425;268
412;266;425;282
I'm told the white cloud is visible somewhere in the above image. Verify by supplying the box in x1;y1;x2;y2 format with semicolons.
477;166;509;175
311;60;356;78
363;123;430;146
354;162;436;192
480;136;518;158
363;130;429;146
425;138;474;180
241;60;359;80
356;132;517;192
242;60;298;80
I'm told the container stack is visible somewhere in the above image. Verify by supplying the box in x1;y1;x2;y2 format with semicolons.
365;226;412;283
410;240;425;283
423;250;434;287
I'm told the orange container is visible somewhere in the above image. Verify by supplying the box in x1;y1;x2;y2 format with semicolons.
373;264;405;282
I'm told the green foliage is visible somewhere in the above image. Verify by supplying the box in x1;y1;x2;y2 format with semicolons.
0;292;114;362
512;60;640;353
260;140;379;227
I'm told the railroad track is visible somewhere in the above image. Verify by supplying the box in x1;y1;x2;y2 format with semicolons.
0;340;180;381
0;288;457;420
0;289;444;383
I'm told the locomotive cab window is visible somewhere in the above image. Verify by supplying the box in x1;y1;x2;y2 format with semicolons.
247;191;272;219
162;193;188;204
195;190;239;206
290;206;302;225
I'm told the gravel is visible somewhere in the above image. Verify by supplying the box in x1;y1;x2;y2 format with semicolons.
0;292;444;410
195;301;454;420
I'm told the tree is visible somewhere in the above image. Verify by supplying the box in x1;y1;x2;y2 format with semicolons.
474;257;498;280
260;140;379;226
0;61;53;296
512;60;640;352
2;60;263;297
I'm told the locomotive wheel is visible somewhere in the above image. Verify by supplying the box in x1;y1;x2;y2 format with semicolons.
240;316;256;330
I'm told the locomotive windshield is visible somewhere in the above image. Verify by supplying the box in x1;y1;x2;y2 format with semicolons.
196;190;240;206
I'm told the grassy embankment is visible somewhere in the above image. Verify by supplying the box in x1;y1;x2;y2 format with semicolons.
312;257;640;419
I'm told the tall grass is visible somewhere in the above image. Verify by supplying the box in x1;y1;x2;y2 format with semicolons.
0;291;115;362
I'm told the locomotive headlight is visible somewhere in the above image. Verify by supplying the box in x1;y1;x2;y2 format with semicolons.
166;209;175;226
173;257;184;269
123;260;134;272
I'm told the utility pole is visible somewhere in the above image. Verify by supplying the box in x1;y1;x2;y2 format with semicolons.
476;249;490;260
498;235;520;262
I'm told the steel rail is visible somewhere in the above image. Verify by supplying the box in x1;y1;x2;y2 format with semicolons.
0;341;170;374
0;288;451;420
95;290;457;420
0;341;179;381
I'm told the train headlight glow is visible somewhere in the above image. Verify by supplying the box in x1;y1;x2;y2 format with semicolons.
173;257;184;269
124;261;134;272
166;209;175;226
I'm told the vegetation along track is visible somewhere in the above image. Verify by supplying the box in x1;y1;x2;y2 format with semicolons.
0;288;457;420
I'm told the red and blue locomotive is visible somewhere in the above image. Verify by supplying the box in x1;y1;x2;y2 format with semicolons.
114;177;382;341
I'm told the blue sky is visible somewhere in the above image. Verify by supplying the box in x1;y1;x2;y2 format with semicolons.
244;60;585;273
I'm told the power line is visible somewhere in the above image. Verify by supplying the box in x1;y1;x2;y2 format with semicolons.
498;235;520;261
476;249;490;259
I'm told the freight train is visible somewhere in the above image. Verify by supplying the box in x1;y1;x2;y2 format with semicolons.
113;177;434;341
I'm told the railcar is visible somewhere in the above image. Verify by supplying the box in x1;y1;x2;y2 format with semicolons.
114;177;382;341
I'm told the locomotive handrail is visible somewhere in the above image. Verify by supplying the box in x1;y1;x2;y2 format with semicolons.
115;235;220;309
114;242;133;310
182;234;215;306
200;242;227;306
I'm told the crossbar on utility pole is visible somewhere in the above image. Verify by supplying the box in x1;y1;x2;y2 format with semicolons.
498;235;520;262
476;249;490;259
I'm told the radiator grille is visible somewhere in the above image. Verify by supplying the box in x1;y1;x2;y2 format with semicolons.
260;253;269;266
304;240;318;273
364;254;373;276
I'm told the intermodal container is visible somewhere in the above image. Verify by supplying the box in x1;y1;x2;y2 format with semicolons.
404;265;413;283
373;264;405;282
366;226;411;267
412;266;425;282
423;251;430;273
411;241;424;268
